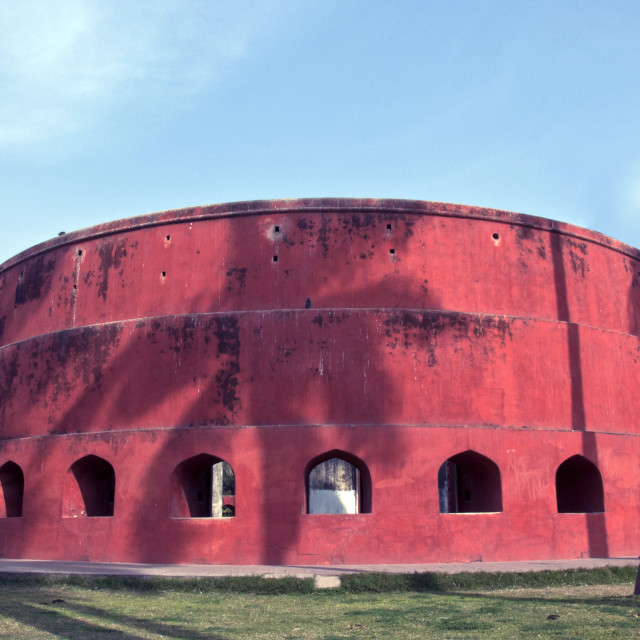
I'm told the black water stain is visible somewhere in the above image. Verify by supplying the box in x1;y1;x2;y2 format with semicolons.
97;238;128;302
317;216;331;256
0;349;20;423
49;324;123;398
569;250;588;277
214;316;241;414
567;239;588;255
349;213;374;229
515;226;534;241
225;267;247;295
167;317;198;354
14;256;56;305
384;311;514;368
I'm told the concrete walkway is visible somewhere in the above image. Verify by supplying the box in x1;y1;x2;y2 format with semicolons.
0;557;637;579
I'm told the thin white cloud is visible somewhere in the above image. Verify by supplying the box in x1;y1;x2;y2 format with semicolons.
612;162;640;247
0;0;292;149
620;165;640;219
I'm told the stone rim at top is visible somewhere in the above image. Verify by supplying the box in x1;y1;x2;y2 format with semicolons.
2;197;637;272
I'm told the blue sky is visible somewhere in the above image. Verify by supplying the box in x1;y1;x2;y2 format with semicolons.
1;0;640;265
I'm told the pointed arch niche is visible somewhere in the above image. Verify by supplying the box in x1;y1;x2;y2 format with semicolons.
556;454;605;513
170;454;235;518
63;455;115;517
0;461;24;518
305;450;372;514
438;450;503;513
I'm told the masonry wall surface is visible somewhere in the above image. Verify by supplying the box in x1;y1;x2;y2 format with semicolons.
0;198;639;564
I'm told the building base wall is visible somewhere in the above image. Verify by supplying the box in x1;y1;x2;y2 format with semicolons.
0;425;635;565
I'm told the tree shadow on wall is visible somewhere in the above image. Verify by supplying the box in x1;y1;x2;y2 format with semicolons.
626;258;640;339
8;209;435;565
151;210;428;565
550;232;609;558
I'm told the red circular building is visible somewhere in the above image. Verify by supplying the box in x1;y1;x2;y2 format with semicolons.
0;198;638;565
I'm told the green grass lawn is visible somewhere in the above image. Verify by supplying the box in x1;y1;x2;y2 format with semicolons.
0;574;639;639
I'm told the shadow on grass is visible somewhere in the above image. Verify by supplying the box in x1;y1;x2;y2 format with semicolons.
446;589;639;611
1;599;232;640
341;591;640;636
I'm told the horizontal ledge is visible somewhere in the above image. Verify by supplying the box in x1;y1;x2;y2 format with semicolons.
2;423;639;446
439;512;503;515
2;307;637;352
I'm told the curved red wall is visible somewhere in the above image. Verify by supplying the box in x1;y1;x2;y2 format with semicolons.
1;198;639;564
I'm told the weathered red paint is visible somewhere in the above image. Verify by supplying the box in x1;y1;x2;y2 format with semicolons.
0;198;639;564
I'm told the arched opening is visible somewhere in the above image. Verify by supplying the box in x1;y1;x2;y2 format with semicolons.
556;455;605;513
438;450;503;513
0;461;24;518
170;454;235;518
63;455;115;517
305;450;372;514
